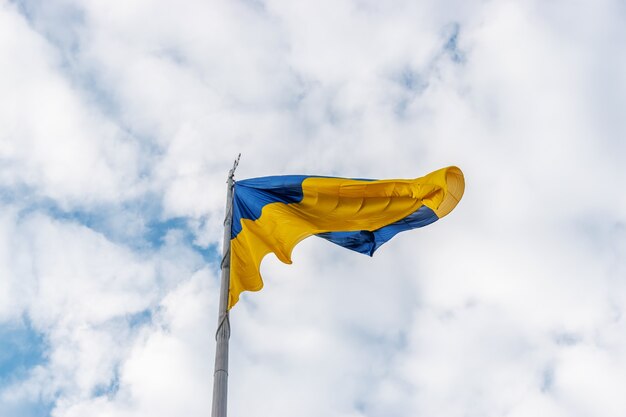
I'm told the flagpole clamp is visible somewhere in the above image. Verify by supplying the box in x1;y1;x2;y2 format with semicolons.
215;311;231;340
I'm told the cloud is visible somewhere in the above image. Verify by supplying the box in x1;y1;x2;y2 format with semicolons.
0;202;214;414
0;2;143;208
1;0;625;416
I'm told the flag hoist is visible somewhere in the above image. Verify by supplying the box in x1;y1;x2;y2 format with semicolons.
211;158;465;416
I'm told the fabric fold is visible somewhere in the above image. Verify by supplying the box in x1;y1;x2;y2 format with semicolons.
228;166;465;308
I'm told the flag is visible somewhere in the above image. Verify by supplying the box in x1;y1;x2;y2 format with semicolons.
228;166;464;308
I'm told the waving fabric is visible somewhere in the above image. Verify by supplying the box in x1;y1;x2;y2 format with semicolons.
228;166;464;308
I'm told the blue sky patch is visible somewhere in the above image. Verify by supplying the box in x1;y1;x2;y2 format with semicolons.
2;189;221;265
0;400;53;417
0;318;46;388
443;22;465;64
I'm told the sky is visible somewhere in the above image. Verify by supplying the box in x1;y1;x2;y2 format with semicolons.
1;0;625;416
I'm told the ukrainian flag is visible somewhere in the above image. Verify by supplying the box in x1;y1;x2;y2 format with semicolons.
229;166;464;308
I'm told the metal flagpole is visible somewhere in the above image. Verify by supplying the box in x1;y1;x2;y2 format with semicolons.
211;154;240;417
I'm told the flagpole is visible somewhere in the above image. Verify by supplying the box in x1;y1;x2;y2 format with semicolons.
211;154;240;417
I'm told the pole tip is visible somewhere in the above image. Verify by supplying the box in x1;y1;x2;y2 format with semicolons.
228;153;241;181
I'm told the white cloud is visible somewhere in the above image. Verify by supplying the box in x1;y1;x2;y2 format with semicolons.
0;204;213;413
0;3;143;208
1;0;625;416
